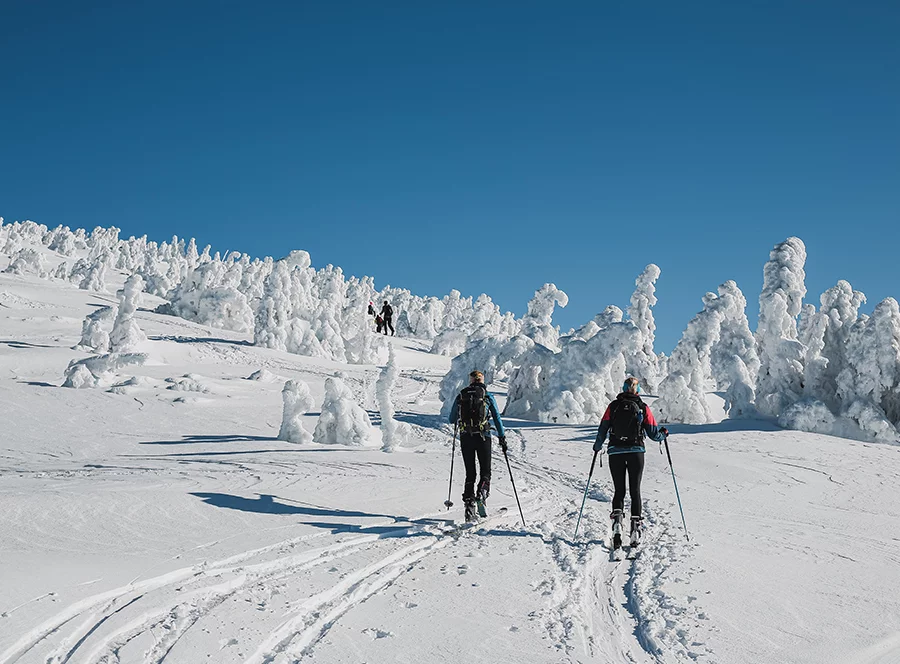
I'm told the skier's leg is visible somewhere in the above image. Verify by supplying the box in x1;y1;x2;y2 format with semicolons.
626;452;645;518
387;318;395;335
460;434;478;502
608;453;627;512
475;435;492;501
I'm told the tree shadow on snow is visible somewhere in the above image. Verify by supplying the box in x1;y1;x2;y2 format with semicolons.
147;334;251;346
19;379;58;387
189;492;452;535
0;340;60;349
394;411;446;430
141;434;279;446
663;419;782;435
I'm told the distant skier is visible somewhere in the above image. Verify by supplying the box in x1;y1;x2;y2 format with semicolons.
380;300;395;336
448;370;507;522
593;377;668;550
367;301;376;317
375;314;384;333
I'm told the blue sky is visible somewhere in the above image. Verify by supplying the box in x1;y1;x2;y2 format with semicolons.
1;1;897;351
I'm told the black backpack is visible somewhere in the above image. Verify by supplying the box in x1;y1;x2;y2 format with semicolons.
458;384;489;433
609;398;645;445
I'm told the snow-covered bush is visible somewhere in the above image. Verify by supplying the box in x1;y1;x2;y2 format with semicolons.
313;376;373;446
109;274;146;353
63;353;147;388
279;379;315;444
165;374;212;393
777;398;837;435
377;346;410;451
247;368;281;382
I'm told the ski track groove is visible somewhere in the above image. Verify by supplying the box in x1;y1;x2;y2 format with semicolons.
509;431;709;664
0;510;449;664
243;505;522;663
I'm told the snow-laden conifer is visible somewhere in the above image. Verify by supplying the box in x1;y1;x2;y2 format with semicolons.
313;376;373;446
279;379;315;444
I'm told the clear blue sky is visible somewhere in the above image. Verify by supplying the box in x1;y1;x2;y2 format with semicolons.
1;1;898;351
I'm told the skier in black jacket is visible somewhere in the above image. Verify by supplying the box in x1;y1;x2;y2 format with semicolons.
380;301;395;336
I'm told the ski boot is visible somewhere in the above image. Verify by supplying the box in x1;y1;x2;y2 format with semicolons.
610;509;624;551
464;499;478;523
476;480;490;518
629;516;643;548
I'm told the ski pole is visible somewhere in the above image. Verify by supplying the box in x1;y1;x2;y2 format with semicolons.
573;449;599;541
444;424;457;510
503;447;526;528
663;435;690;541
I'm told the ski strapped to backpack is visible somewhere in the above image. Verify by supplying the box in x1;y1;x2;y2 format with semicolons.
457;384;489;433
609;398;646;445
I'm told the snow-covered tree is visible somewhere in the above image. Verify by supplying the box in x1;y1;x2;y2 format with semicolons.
440;335;537;418
520;283;568;349
655;291;724;424
377;346;410;451
278;379;315;444
77;306;115;353
313;376;374;446
109;274;146;353
3;248;47;277
625;264;662;392
755;237;807;418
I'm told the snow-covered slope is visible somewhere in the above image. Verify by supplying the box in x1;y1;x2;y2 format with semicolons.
2;270;900;664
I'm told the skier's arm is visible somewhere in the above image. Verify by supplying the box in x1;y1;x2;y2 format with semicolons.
448;395;460;426
593;405;612;451
487;393;505;438
642;406;667;442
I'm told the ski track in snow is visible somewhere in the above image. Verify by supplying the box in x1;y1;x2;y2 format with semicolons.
2;446;709;664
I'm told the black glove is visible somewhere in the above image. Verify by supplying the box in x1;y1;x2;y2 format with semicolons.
660;427;669;438
498;435;508;452
593;439;604;453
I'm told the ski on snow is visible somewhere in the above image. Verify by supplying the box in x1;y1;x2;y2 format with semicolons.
441;506;508;535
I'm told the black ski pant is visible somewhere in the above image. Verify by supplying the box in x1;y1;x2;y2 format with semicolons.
609;451;644;517
460;432;491;502
383;316;394;335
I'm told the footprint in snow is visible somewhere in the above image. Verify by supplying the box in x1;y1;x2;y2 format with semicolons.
362;628;394;640
457;565;468;575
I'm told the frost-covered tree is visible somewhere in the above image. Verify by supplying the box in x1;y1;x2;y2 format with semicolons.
377;346;410;451
520;283;568;349
278;379;315;444
109;274;147;353
655;291;724;424
4;248;47;277
440;335;537;418
313;376;374;446
77;306;115;353
755;237;807;418
625;264;662;392
800;280;866;411
834;298;900;441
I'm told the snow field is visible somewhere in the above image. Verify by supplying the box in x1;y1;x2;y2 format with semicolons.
2;262;900;663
